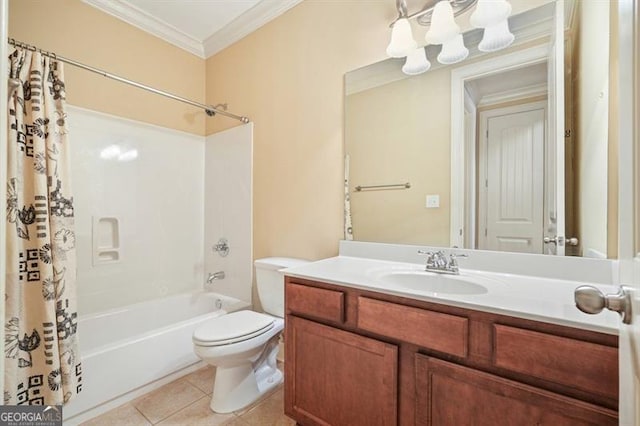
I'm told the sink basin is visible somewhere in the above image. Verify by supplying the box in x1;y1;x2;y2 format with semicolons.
376;270;489;295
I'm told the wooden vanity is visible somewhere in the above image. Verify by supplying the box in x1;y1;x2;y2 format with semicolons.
284;276;618;426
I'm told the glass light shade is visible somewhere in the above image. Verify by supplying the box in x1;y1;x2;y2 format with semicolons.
425;1;460;45
437;34;469;64
402;47;431;75
470;0;512;28
386;18;417;58
478;19;515;52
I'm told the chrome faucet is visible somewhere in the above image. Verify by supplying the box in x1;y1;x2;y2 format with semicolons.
212;238;229;257
418;250;468;275
207;271;225;284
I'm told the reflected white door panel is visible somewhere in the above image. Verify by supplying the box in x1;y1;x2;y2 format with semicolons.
479;104;545;254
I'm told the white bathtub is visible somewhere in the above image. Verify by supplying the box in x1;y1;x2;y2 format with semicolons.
64;292;250;421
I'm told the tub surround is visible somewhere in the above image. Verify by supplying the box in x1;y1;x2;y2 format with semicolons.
69;106;254;316
204;124;253;304
68;105;205;315
283;241;619;425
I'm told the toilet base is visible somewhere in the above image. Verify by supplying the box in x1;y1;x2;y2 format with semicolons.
209;335;283;413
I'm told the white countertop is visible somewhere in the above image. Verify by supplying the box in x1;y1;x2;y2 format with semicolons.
283;256;620;335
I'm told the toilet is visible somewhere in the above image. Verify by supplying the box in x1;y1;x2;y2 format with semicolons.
192;257;309;413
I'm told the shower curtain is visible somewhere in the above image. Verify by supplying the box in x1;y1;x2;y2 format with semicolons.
4;47;82;405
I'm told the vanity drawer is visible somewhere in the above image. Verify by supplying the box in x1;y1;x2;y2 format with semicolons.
286;282;345;323
493;324;618;400
357;297;468;358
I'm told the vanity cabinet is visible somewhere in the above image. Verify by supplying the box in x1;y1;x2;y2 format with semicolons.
284;277;619;426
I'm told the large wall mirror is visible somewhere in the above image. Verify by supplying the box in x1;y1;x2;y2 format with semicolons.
344;0;617;258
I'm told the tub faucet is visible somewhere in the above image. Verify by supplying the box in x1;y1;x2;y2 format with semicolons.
212;238;229;257
418;250;468;275
207;271;225;284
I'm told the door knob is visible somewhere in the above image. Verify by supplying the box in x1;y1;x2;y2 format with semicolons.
543;236;564;245
574;285;632;324
566;237;579;246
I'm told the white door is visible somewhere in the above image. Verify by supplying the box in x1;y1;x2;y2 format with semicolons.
575;0;638;422
546;0;566;255
618;259;640;424
618;0;640;422
478;104;545;254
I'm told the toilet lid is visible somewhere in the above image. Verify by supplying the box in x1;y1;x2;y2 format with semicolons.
193;310;275;346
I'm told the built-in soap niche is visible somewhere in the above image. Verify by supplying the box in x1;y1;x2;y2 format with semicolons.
92;216;121;266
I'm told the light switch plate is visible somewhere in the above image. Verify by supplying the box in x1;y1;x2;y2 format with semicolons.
426;195;440;208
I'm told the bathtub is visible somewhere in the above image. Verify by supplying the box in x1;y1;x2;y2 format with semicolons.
64;292;250;421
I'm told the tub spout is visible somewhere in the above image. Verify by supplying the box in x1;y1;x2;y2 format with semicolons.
207;271;225;284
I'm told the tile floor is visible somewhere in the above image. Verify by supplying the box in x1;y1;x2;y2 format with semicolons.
81;364;294;426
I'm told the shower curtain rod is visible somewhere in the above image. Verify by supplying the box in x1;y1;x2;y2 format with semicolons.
8;38;250;124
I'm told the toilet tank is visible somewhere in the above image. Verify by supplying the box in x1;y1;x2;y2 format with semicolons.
254;257;309;318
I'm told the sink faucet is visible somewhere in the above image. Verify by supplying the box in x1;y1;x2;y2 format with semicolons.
418;250;468;275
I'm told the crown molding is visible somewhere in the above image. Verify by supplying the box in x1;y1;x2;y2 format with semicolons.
478;82;548;107
82;0;205;58
203;0;304;58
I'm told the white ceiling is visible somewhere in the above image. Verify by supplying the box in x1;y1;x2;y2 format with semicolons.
126;0;262;41
82;0;303;58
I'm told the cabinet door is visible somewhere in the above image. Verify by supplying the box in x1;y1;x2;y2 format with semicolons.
285;316;398;426
415;355;617;426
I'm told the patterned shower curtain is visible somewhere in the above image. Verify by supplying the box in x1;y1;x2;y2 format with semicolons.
4;47;82;405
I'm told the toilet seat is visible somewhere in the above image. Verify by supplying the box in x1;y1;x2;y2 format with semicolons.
193;310;276;347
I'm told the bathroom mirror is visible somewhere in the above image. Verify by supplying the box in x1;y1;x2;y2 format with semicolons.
344;0;617;258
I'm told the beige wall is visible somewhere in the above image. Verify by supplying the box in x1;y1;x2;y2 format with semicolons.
573;0;611;258
345;70;451;246
8;0;206;135
205;0;395;261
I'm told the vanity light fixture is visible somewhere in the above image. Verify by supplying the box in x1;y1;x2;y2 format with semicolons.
387;17;418;57
387;0;514;75
470;0;515;52
425;1;469;64
402;46;431;75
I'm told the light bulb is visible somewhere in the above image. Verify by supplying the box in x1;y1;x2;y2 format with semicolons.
402;47;431;75
478;19;515;52
386;18;417;58
437;34;469;64
470;0;512;28
425;1;460;45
